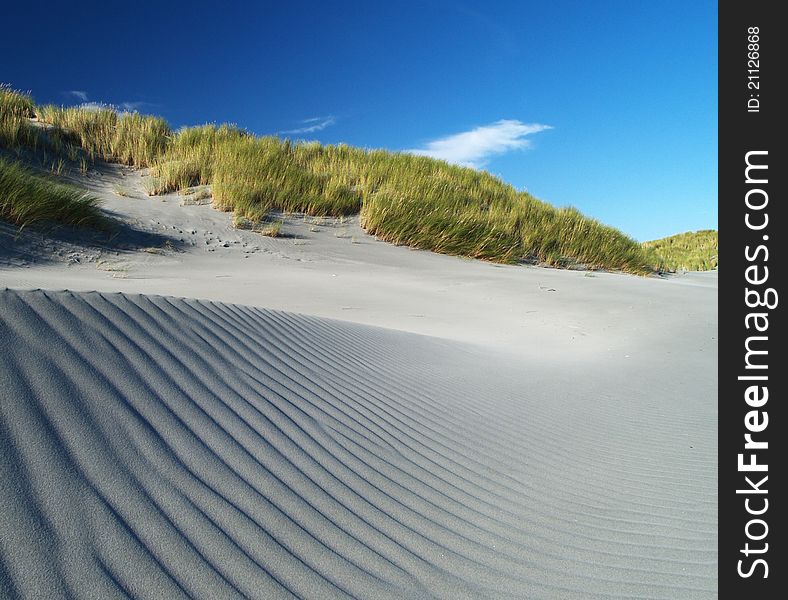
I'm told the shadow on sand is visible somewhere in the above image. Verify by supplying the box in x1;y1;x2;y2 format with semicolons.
0;218;186;267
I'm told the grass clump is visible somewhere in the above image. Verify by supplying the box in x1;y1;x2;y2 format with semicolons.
3;86;168;168
0;84;40;150
232;213;283;237
0;84;35;119
643;229;718;271
259;220;283;237
178;185;212;204
210;136;361;220
149;124;245;193
112;184;132;197
36;105;170;166
141;176;161;196
0;157;108;230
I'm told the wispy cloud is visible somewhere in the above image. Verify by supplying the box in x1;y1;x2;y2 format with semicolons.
118;101;148;112
407;120;552;168
74;100;151;113
66;90;89;102
76;102;108;112
63;90;152;113
279;115;336;135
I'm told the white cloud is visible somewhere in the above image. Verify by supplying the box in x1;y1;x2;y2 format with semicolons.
66;90;89;101
64;89;150;113
407;119;552;168
76;102;109;112
75;100;148;113
119;101;147;112
279;115;336;135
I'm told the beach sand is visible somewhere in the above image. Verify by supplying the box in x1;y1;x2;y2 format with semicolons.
0;166;717;598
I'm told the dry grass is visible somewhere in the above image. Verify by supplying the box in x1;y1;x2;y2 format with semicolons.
36;105;170;166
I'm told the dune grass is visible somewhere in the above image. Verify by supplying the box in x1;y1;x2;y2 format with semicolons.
35;105;170;166
1;86;105;166
259;220;283;237
0;84;35;118
0;157;108;230
0;84;39;150
151;135;653;271
148;124;245;194
3;82;658;273
643;229;718;272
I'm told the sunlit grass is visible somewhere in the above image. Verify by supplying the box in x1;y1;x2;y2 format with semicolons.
3;82;658;273
0;84;40;150
0;84;34;118
149;124;246;193
643;230;718;272
35;105;170;166
153;135;653;271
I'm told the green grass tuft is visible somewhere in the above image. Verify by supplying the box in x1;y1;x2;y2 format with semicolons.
35;105;170;166
642;229;718;272
0;84;41;150
0;84;35;119
0;157;108;230
149;124;247;193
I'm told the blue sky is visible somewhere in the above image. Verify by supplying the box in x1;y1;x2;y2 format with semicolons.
1;0;717;241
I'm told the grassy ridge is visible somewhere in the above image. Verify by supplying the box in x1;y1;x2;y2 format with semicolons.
643;230;718;272
151;131;653;270
0;157;107;230
3;83;657;273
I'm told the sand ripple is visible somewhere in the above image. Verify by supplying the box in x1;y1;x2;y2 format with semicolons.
0;289;716;599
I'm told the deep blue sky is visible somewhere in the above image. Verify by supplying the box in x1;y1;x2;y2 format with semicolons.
1;0;717;241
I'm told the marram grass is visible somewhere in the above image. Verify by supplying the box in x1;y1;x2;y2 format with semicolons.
153;136;653;272
35;105;170;166
3;82;661;273
149;124;246;193
0;84;34;119
643;229;718;272
0;84;39;150
0;157;108;230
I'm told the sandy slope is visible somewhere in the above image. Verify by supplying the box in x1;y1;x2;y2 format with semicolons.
0;166;717;598
0;290;715;599
0;166;717;358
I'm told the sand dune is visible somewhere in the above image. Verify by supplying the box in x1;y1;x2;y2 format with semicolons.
0;289;715;599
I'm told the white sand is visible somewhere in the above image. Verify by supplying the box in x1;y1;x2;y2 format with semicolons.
0;166;717;598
